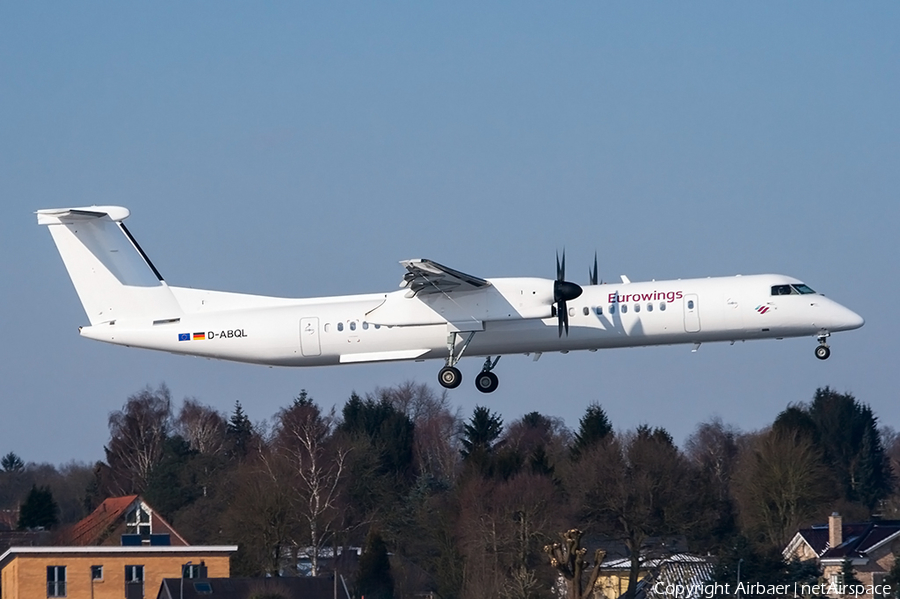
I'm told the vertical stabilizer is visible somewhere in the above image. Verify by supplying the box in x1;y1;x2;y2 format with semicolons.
37;206;183;325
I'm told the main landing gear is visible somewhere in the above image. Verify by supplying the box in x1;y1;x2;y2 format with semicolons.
474;357;500;394
815;332;831;360
437;331;501;393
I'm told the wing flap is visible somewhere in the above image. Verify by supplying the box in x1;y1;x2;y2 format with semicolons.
400;259;490;296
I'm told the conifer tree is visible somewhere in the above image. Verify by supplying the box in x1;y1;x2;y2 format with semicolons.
356;529;394;599
226;401;254;459
17;484;58;530
570;403;612;460
1;452;24;473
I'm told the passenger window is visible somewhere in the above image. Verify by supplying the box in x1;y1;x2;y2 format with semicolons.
337;322;344;332
595;306;603;316
374;324;381;330
324;323;331;333
583;307;589;316
568;307;575;317
349;321;356;331
634;304;640;313
609;305;616;314
621;304;628;314
660;302;666;311
362;322;369;330
687;300;695;309
647;303;653;312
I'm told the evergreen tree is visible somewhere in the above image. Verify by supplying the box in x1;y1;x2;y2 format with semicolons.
570;403;612;459
226;401;254;459
1;451;24;473
460;406;503;459
356;529;394;599
841;558;862;588
17;485;58;530
807;387;892;510
883;552;900;598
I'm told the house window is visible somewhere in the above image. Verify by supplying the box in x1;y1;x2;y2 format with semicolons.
125;505;151;537
125;565;144;599
47;565;66;597
91;565;103;581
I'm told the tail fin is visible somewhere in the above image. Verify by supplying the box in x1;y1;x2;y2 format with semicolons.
37;206;183;325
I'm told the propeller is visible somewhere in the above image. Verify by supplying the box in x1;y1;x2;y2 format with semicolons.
554;250;583;337
589;252;599;286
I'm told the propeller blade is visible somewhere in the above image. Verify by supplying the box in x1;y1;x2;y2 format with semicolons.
556;250;566;281
554;249;581;336
589;252;598;286
558;300;567;337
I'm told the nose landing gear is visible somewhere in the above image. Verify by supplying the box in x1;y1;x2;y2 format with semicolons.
815;332;831;360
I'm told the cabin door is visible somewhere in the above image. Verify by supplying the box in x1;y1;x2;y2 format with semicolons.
300;317;321;356
683;294;701;333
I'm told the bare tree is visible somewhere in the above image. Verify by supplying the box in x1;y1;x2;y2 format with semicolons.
373;381;463;481
225;447;295;576
543;529;605;599
105;384;172;494
567;427;699;599
457;473;560;599
731;428;836;547
176;398;227;455
274;397;348;577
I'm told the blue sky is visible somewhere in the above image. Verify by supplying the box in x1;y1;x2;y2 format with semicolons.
2;3;898;464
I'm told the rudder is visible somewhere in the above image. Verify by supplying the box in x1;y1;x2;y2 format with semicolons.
37;206;183;325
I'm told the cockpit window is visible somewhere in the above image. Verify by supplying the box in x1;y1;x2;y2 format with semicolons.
771;285;796;296
793;284;816;294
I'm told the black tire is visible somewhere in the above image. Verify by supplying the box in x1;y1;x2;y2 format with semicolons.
815;345;831;360
475;370;499;394
438;366;462;389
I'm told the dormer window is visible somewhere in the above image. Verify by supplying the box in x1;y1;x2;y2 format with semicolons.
126;505;151;537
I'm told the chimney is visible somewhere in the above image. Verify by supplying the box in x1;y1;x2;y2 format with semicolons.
829;512;843;548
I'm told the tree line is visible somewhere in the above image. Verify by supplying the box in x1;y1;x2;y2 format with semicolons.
2;382;899;599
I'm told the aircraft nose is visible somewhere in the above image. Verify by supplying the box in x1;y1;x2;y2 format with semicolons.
834;305;865;331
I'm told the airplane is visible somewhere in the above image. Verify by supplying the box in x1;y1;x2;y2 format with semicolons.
37;206;865;394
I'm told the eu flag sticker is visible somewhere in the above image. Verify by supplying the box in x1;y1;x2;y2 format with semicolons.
178;333;190;341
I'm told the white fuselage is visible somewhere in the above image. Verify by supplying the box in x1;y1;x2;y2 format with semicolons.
78;273;864;367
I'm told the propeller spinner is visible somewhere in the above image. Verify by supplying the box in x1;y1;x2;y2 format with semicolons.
554;251;583;337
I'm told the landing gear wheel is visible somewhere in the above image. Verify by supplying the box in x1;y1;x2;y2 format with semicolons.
475;371;499;394
439;366;462;389
815;345;831;360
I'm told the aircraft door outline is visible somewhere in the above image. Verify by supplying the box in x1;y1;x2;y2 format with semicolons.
300;317;322;356
684;294;701;333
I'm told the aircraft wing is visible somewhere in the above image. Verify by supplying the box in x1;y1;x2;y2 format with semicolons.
399;259;491;296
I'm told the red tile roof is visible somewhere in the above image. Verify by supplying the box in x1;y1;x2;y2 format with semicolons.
57;495;139;546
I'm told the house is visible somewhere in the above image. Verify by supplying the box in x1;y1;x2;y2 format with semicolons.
592;554;715;599
0;495;237;599
783;512;900;597
54;495;189;547
157;576;351;599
